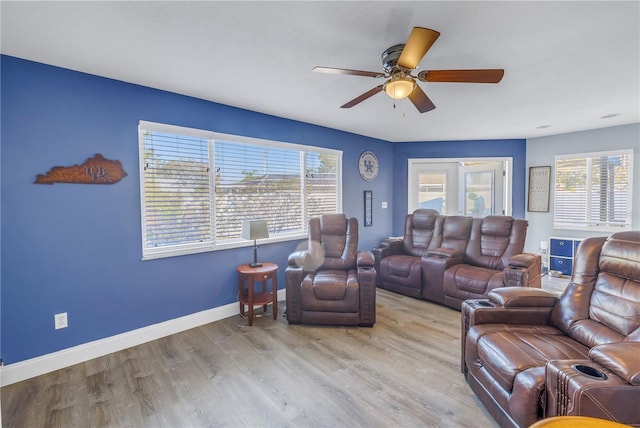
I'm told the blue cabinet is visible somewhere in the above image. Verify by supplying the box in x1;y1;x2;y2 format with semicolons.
549;237;582;276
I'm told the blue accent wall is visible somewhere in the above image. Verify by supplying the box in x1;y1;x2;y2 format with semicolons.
391;139;527;236
1;55;529;365
0;56;394;363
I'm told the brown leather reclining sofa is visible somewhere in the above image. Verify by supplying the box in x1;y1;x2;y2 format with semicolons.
461;231;640;427
373;209;541;310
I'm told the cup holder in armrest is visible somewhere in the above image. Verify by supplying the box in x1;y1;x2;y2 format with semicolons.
474;300;494;308
572;364;608;380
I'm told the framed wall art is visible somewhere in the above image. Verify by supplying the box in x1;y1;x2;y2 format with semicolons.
364;190;373;227
528;166;551;212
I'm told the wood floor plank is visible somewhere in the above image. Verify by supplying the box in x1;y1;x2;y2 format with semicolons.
2;289;497;427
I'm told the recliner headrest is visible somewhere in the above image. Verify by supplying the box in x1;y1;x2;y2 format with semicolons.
599;231;640;282
320;213;348;235
481;216;514;237
412;209;438;230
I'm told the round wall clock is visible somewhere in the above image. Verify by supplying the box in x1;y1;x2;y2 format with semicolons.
358;150;379;182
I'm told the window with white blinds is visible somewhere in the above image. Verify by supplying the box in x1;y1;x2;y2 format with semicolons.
139;121;342;260
554;149;633;232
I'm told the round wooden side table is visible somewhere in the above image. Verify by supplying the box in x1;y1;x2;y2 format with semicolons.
236;262;278;326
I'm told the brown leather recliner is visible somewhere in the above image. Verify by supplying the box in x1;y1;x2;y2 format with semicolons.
461;231;640;427
285;214;376;326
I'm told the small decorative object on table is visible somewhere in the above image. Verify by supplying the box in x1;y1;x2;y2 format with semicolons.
242;219;269;267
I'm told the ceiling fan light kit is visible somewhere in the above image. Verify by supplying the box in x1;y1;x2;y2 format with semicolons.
383;73;416;100
313;26;504;113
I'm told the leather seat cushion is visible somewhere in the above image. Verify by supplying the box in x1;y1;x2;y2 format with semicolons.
380;254;422;289
445;264;499;294
299;270;359;313
312;270;349;299
476;327;590;392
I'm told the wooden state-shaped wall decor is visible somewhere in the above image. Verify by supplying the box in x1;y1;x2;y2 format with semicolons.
34;154;127;185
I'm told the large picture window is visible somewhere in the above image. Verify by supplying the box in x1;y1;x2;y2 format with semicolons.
139;121;342;260
554;149;633;232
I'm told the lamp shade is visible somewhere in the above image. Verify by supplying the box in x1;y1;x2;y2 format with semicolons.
242;220;269;241
384;76;416;100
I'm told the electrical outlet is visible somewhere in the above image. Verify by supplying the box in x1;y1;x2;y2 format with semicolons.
381;201;388;209
54;312;68;330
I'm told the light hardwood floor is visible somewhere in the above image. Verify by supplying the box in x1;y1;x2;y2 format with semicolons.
1;289;510;428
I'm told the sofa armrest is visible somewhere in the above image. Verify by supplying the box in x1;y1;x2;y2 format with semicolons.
357;250;375;268
545;359;640;422
462;288;556;330
380;236;403;249
288;250;309;268
509;253;539;268
427;247;463;259
504;253;542;288
589;342;640;385
372;238;403;259
285;265;305;324
357;251;377;327
372;237;402;286
488;287;557;308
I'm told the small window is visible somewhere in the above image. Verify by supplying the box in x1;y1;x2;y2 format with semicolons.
139;121;342;260
554;149;633;231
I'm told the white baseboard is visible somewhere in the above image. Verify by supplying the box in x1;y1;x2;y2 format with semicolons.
1;290;286;387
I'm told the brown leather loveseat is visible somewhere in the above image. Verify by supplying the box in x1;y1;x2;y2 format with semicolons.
373;209;541;310
461;231;640;427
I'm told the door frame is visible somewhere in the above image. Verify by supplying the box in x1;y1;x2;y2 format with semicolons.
408;157;513;216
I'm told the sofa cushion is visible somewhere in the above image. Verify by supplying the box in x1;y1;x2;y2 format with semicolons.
380;255;422;289
475;326;590;392
481;215;514;237
311;270;348;300
383;255;419;278
300;270;359;312
444;264;504;300
403;209;443;257
311;215;358;271
590;274;640;337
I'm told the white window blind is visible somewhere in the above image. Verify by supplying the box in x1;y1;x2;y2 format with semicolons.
305;151;340;221
139;121;342;260
554;149;633;231
214;140;304;242
141;130;212;251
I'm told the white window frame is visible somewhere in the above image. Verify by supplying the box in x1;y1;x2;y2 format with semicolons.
138;121;342;260
407;157;513;216
553;149;633;232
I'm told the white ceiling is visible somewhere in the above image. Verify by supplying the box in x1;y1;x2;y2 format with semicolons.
2;1;639;142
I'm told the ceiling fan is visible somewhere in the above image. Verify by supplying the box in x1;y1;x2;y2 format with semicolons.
313;27;504;113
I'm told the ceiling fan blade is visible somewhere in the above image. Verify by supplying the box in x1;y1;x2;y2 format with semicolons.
340;85;384;108
420;69;505;83
408;85;436;113
313;66;385;78
397;27;440;70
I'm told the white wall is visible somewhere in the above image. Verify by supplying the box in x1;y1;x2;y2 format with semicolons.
525;123;640;255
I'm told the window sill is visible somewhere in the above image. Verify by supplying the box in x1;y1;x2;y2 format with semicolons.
141;233;307;261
